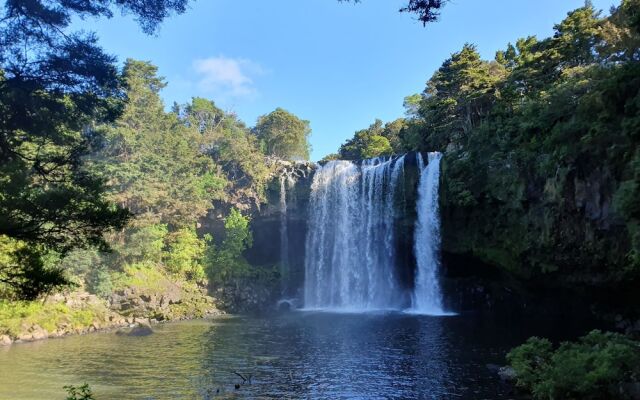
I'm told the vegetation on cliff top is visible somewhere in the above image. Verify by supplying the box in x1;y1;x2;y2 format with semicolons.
336;0;640;289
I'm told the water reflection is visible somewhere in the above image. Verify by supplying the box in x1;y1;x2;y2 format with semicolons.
0;312;547;399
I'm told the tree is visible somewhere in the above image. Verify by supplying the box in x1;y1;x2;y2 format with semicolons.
414;43;505;150
253;108;311;160
389;0;640;286
0;1;190;245
338;119;394;160
553;2;602;67
206;209;253;282
175;97;271;206
0;1;190;298
343;0;448;24
96;60;226;228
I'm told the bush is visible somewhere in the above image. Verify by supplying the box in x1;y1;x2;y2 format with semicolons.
85;267;114;298
64;384;94;400
507;330;640;399
164;228;207;282
112;225;168;265
206;209;253;283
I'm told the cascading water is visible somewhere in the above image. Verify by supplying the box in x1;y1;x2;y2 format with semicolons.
410;152;446;314
279;175;290;294
303;156;407;310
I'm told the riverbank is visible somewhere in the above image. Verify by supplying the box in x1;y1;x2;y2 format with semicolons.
0;287;221;346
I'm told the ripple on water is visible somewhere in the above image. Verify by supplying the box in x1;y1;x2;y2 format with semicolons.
0;312;576;399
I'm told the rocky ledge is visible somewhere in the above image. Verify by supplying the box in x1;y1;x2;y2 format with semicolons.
0;288;221;346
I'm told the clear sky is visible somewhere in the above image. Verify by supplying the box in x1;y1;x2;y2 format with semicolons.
75;0;617;160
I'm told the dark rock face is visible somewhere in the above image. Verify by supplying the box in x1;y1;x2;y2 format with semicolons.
212;280;280;314
109;284;217;321
393;152;422;290
438;151;640;318
245;160;315;300
218;152;636;317
246;154;427;305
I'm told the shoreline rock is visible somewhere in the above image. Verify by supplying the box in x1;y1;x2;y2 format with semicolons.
0;289;222;347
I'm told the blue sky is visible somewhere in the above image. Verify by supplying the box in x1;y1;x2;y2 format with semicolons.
75;0;617;160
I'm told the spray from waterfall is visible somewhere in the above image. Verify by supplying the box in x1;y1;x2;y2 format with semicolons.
411;152;447;315
304;156;407;310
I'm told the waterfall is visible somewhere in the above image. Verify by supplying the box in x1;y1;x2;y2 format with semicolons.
279;175;290;294
411;152;446;314
304;156;407;310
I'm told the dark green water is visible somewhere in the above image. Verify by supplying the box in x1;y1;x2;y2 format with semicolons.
0;311;584;399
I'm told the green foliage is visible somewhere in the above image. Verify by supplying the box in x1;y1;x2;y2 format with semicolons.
507;337;554;391
115;225;168;265
350;0;640;285
0;300;106;338
96;60;224;228
338;119;397;160
206;209;254;282
508;330;640;399
164;228;207;282
86;267;114;299
0;236;69;300
0;0;192;300
254;108;312;160
111;263;169;294
320;153;341;163
175;97;270;205
64;384;95;400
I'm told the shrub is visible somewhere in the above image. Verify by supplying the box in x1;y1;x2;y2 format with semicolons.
112;225;168;265
507;330;640;399
64;384;94;400
206;209;253;283
86;267;114;298
164;228;207;282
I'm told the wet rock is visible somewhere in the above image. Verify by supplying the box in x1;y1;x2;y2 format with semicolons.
30;326;48;340
127;321;153;337
0;335;12;346
498;366;517;382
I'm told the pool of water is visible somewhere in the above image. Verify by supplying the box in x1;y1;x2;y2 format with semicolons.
0;311;589;399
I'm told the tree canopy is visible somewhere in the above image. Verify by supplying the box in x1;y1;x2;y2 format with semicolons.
95;60;226;228
332;0;640;285
253;108;311;161
0;0;190;298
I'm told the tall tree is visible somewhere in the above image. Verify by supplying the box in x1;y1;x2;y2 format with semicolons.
412;43;505;150
176;97;271;206
253;108;311;161
0;0;189;298
96;60;226;228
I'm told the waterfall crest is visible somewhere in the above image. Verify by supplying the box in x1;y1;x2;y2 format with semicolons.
410;152;447;315
303;156;406;310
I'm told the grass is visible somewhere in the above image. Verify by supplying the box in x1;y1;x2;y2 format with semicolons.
0;299;108;338
111;262;171;293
